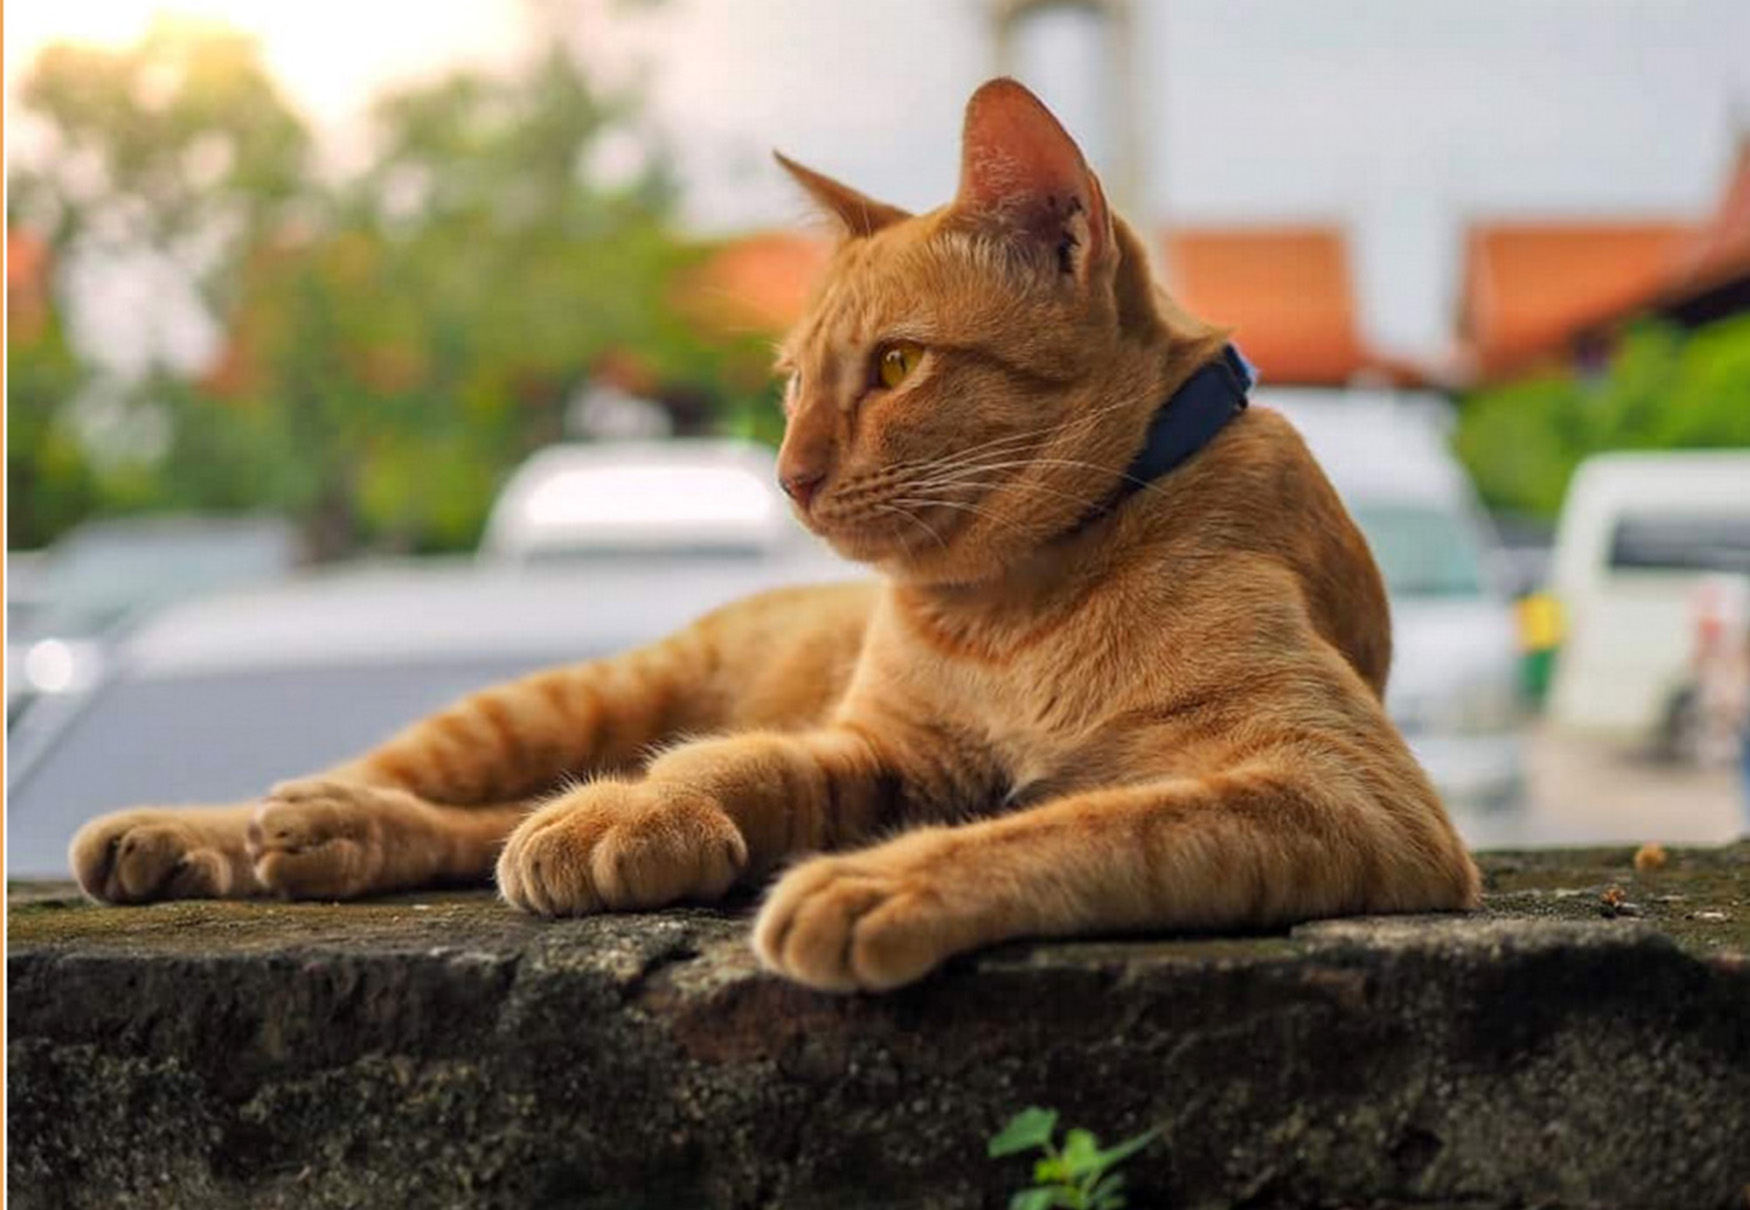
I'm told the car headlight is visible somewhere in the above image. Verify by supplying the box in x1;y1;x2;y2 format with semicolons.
21;638;103;696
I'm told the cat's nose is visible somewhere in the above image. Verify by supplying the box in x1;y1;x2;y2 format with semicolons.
778;467;826;510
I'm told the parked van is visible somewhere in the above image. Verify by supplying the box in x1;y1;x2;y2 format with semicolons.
1546;451;1750;741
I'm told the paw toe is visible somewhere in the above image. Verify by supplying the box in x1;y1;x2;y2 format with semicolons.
591;803;746;909
250;799;357;856
69;814;228;904
248;797;380;898
754;861;949;993
496;805;604;915
845;891;945;991
523;824;604;915
253;841;369;899
495;789;745;916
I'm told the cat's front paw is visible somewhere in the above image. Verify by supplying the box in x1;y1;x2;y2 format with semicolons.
70;808;251;903
496;783;747;915
752;850;958;993
248;779;429;899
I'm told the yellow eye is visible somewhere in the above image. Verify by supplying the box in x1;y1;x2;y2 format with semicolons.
877;342;924;390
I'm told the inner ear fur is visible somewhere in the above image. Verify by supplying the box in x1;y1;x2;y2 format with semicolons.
774;151;911;239
952;77;1113;280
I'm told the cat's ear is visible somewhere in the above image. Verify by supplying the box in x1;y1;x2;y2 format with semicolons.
952;78;1112;282
774;151;911;239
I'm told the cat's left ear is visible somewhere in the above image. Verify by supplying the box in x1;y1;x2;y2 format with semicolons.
952;78;1113;284
774;151;911;239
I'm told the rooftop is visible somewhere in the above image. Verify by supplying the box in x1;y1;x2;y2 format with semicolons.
677;230;832;336
1457;219;1695;378
1162;225;1374;387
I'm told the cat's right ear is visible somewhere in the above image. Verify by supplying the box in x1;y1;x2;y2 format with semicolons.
951;78;1114;285
775;151;911;239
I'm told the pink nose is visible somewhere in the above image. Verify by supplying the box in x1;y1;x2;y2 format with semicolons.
779;468;825;509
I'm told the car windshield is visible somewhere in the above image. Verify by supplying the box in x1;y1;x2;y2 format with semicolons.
1349;502;1489;598
35;529;297;637
5;654;584;876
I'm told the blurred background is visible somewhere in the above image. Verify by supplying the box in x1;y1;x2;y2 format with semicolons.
7;0;1750;873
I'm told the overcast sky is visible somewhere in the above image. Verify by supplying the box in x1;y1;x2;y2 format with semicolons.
10;0;1750;359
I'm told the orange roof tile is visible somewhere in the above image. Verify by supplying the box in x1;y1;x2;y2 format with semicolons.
678;231;832;336
7;228;50;291
7;228;54;341
1459;220;1693;376
1162;226;1371;386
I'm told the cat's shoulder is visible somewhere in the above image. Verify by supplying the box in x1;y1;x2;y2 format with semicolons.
1231;402;1318;454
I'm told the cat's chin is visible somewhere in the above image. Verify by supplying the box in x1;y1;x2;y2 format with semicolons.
805;514;935;570
807;497;1002;574
818;531;991;587
813;525;909;567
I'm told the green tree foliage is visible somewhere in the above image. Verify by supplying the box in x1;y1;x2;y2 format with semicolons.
6;304;97;549
6;17;312;548
8;20;782;556
1454;315;1750;519
11;17;309;300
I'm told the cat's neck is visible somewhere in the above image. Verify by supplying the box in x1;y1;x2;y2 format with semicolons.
894;326;1230;614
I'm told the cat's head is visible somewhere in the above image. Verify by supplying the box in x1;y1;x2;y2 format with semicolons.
771;78;1220;585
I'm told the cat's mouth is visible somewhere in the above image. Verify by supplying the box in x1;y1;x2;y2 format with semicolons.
807;491;969;563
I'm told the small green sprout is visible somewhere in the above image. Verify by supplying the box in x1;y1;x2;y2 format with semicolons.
987;1106;1160;1210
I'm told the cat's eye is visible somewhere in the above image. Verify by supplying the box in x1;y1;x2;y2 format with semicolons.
876;342;924;390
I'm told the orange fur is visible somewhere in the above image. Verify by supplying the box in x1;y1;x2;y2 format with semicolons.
71;79;1478;992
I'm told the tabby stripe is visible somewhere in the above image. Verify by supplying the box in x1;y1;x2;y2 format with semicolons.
474;694;529;796
433;714;484;800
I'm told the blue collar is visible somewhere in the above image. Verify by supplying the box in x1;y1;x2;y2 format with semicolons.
1085;343;1254;524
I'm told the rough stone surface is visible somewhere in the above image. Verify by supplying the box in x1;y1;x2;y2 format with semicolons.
8;843;1750;1210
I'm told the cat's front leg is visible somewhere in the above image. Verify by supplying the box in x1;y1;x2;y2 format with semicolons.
753;826;974;992
71;805;263;903
754;760;1480;992
495;724;983;915
247;779;527;898
494;779;749;913
71;786;530;903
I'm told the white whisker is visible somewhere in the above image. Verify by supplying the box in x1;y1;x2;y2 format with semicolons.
870;502;948;552
903;478;1109;513
893;495;1030;539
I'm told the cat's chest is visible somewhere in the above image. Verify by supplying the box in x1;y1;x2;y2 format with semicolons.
926;635;1140;789
873;578;1188;785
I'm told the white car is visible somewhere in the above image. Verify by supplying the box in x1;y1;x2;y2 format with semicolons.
5;554;863;877
1546;451;1750;742
1260;389;1525;809
480;440;802;562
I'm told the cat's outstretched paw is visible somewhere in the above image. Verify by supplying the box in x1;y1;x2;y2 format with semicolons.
752;850;958;993
249;778;430;899
495;783;747;915
69;808;253;904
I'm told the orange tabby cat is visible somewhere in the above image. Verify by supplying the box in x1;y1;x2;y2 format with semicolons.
70;79;1480;991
